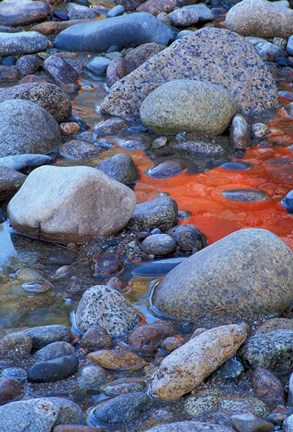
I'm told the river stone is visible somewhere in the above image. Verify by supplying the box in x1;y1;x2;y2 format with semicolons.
0;0;51;27
283;415;293;432
77;365;108;389
0;166;26;201
225;0;293;39
0;397;84;432
137;0;176;15
231;413;274;432
15;54;42;76
100;27;278;120
98;153;138;184
67;3;97;20
152;229;293;322
54;12;174;52
0;332;32;359
140;234;177;256
23;324;71;349
0;154;51;171
0;83;72;122
150;323;248;400
0;100;61;157
0;379;23;405
129;195;178;230
0;31;49;56
167;224;207;252
168;8;199;27
252;368;285;408
34;341;75;361
75;285;139;337
140;79;236;135
27;355;79;382
145;422;234;432
113;0;145;10
8;165;136;243
239;330;293;372
87;347;146;370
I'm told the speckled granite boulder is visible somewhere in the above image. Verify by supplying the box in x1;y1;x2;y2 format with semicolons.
75;285;140;337
8;166;136;243
150;323;248;400
152;229;293;323
225;0;293;39
54;12;174;53
145;422;234;432
0;31;49;56
100;27;278;120
140;80;236;135
0;0;51;27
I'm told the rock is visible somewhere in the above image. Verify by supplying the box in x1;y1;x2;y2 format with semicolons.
77;365;108;389
43;55;79;91
231;413;274;432
15;54;42;76
183;4;214;21
106;57;130;87
60;122;80;135
168;8;199;26
137;0;177;15
252;368;285;408
230;114;250;149
147;159;186;178
283;415;293;432
0;153;51;171
140;234;177;256
34;341;75;361
0;379;23;405
0;31;49;56
0;65;18;81
251;122;269;138
94;118;128;137
144;420;234;431
167;224;207;251
99;154;138;184
225;0;293;39
0;0;51;26
160;336;185;352
216;357;244;379
0;100;61;157
86;56;111;76
255;41;283;62
0;166;26;201
287;35;293;56
140;79;236;135
289;373;293;406
152;229;293;322
23;325;71;349
107;5;125;18
0;332;32;359
0;83;72;122
222;189;268;203
91;392;152;424
150;323;248;400
256;318;293;334
93;252;122;278
129;195;178;230
0;397;84;432
53;426;101;432
100;27;278;120
217;397;269;419
113;0;144;10
67;3;97;20
281;190;293;214
80;325;113;351
128;320;176;354
239;330;293;372
54;12;174;53
27;355;79;382
87;347;147;371
75;285;139;336
123;42;165;70
59;140;101;160
8;166;136;243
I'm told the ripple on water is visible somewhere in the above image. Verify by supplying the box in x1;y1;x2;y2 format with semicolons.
222;189;270;203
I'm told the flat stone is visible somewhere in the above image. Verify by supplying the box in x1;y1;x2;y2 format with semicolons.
23;325;71;349
129;195;178;230
0;166;26;201
100;27;278;120
0;0;51;26
222;189;269;202
87;347;147;371
54;12;174;53
0;31;49;56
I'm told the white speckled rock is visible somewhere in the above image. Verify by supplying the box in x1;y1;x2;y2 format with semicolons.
8;165;136;243
0;31;49;56
150;323;248;400
145;421;234;432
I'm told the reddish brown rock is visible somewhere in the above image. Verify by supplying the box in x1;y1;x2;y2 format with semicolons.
0;379;23;405
0;66;19;82
252;368;285;408
137;0;176;15
87;347;147;371
128;320;176;354
80;325;113;352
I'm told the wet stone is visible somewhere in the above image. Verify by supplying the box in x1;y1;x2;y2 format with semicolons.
0;31;49;56
147;159;186;178
167;224;207;252
220;161;252;171
21;281;52;293
86;56;111;76
231;413;274;432
102;378;147;396
281;190;293;214
119;138;147;151
230;114;250;149
0;153;52;172
0;332;32;359
80;325;113;352
77;365;108;389
252;123;269;138
28;354;79;383
87;347;147;371
252;368;285;408
94;118;128;137
53;426;102;432
0;166;26;201
160;336;185;353
0;0;51;26
23;325;71;349
15;55;42;76
168;8;199;27
67;3;97;20
59;140;102;160
43;55;79;90
152;136;168;149
216;357;244;379
60;122;80;135
256;318;293;335
33;341;75;361
93;252;123;278
144;421;234;432
128;320;176;354
98;153;138;185
140;234;177;256
0;65;18;81
0;379;23;405
222;189;269;202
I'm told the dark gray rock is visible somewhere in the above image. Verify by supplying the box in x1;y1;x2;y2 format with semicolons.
0;82;72;122
140;233;176;256
0;166;26;200
0;31;49;56
167;224;207;251
15;54;42;76
91;392;152;424
28;355;79;382
42;54;79;90
0;0;51;27
0;99;61;157
34;341;75;361
0;154;52;171
54;12;175;53
145;421;234;432
129;195;178;230
98;153;138;184
24;325;71;349
100;28;278;120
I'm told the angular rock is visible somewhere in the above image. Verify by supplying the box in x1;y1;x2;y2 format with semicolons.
54;12;174;53
23;325;71;349
100;28;278;120
0;0;51;26
252;368;285;408
150;323;248;400
98;153;138;184
0;83;72;122
225;0;293;39
0;99;61;157
129;195;178;230
0;31;49;56
140;79;236;135
75;285;139;336
8;166;136;243
152;229;293;322
0;166;26;201
145;422;234;432
28;355;79;382
42;55;79;90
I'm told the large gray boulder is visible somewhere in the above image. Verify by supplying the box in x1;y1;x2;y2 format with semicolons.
140;80;236;135
0;0;51;27
8;165;136;244
225;0;293;39
54;12;174;52
0;31;49;56
0;83;72;122
152;229;293;323
0;99;61;157
100;27;278;120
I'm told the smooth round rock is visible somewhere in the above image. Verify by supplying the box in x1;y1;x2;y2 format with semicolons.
252;368;285;408
220;161;252;171
130;195;178;230
222;189;269;202
168;8;199;27
0;0;51;26
0;31;49;56
99;153;138;184
140;234;176;256
167;224;207;251
77;365;108;389
144;422;233;432
87;347;146;371
0;166;26;201
147;159;185;178
27;355;79;383
23;325;71;349
0;379;23;405
140;79;236;135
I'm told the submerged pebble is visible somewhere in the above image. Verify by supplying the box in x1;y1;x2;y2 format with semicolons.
222;189;269;202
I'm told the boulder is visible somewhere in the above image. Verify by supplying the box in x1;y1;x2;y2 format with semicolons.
0;83;72;122
152;229;293;323
75;285;140;337
225;0;293;39
0;0;51;27
0;99;61;157
8;166;136;243
54;12;174;53
100;27;278;120
0;31;49;56
150;323;248;400
140;80;236;135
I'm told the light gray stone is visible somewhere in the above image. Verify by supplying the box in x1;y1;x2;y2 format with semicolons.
0;154;52;171
0;31;49;56
8;165;136;243
0;0;51;27
230;114;250;148
67;3;97;20
168;8;199;27
140;234;177;256
145;421;233;432
284;414;293;432
23;325;71;349
287;35;293;56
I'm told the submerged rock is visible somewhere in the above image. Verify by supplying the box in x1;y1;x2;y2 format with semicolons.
8;165;136;243
98;153;138;185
